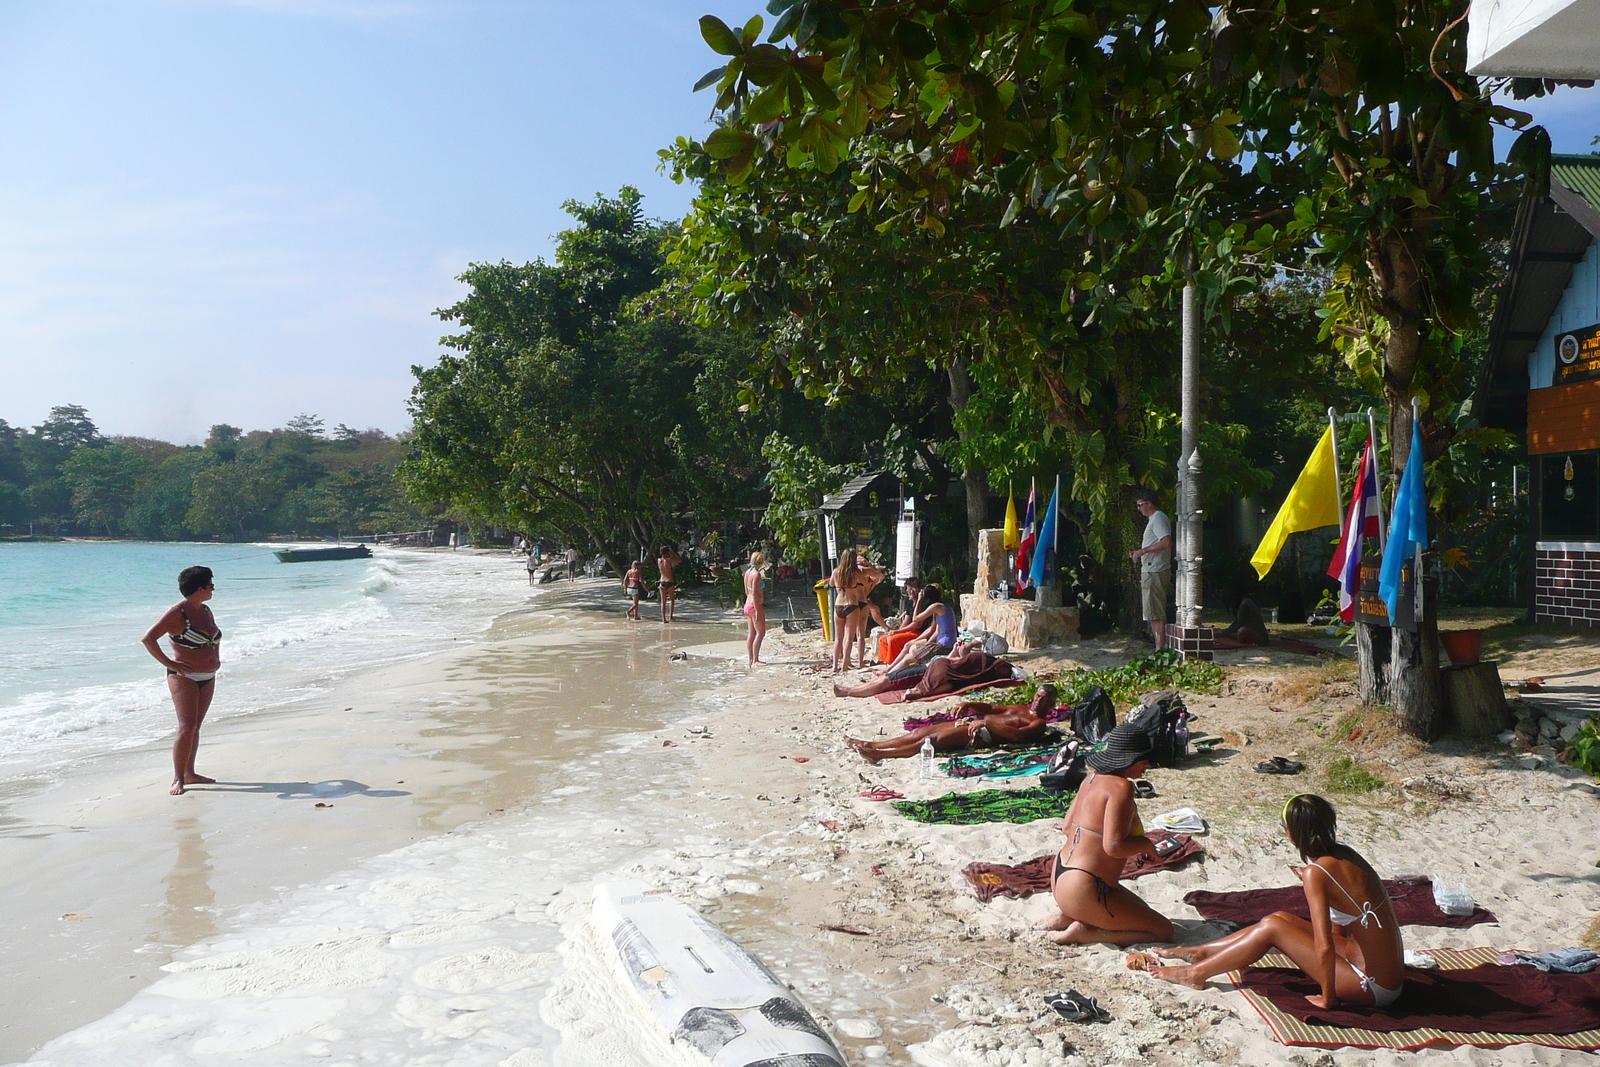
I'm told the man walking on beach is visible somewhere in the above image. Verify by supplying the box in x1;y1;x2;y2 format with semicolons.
1130;489;1172;648
657;544;681;622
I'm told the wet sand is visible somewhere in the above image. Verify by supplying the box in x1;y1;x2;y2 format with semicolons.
0;584;741;1061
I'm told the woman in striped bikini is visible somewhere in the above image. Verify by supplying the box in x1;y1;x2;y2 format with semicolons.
142;566;222;796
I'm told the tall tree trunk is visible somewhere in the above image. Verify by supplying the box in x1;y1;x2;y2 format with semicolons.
1371;227;1442;737
948;356;988;575
1356;621;1389;704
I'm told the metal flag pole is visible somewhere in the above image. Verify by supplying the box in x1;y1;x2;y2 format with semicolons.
1328;406;1345;532
1051;473;1061;587
1411;396;1424;621
1367;406;1388;552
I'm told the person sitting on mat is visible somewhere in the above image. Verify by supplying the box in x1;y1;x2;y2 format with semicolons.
1130;793;1403;1009
845;685;1056;763
1042;720;1175;946
833;584;957;696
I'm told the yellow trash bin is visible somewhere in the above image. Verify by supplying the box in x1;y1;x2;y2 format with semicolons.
815;579;833;643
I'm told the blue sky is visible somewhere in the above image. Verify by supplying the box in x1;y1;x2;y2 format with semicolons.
0;1;1595;443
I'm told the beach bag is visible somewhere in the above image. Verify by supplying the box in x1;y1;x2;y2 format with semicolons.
1124;690;1190;767
1039;739;1088;795
1071;685;1115;745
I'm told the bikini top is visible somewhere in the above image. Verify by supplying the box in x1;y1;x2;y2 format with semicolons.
171;604;221;649
1310;860;1384;929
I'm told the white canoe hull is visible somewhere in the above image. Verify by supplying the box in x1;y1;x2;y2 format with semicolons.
593;882;848;1067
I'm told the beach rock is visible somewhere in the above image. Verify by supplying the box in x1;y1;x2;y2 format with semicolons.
836;1017;883;1039
1561;723;1580;743
1519;754;1547;769
863;1045;890;1059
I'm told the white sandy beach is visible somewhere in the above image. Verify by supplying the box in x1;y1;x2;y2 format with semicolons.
10;577;1600;1067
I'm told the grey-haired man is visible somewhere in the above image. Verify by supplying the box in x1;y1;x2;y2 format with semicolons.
1130;489;1172;647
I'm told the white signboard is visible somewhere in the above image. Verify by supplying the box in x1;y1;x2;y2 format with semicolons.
824;514;837;563
895;519;919;581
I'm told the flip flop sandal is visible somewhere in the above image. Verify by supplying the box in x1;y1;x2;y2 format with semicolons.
1255;756;1306;775
1043;990;1110;1023
859;786;904;801
1133;780;1157;799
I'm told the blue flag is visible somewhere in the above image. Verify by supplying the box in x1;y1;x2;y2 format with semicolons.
1028;479;1061;588
1378;420;1428;618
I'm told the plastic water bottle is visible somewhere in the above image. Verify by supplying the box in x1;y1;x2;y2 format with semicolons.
919;737;936;780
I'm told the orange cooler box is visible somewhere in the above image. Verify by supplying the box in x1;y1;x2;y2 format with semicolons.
877;628;917;664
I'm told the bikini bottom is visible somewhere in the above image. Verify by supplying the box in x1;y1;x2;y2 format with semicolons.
1054;856;1115;914
167;669;215;689
743;602;757;617
1347;959;1403;1008
834;601;866;621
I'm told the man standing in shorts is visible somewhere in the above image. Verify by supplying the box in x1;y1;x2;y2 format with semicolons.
1130;489;1172;647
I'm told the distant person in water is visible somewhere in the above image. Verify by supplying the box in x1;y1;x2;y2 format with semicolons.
743;550;768;666
845;684;1057;762
657;544;682;622
141;566;222;796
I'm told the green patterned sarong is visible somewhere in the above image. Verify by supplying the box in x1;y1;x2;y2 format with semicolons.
891;787;1076;825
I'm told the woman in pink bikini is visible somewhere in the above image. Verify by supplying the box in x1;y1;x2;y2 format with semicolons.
1134;793;1404;1010
141;566;222;796
742;550;767;666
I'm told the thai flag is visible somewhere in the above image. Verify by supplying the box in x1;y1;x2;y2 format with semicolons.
1016;479;1038;586
1327;438;1382;622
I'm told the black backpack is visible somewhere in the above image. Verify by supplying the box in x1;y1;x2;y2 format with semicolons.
1071;685;1115;745
1039;738;1087;795
1123;689;1191;767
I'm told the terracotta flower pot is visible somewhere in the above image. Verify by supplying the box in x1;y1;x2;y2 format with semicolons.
1440;629;1484;667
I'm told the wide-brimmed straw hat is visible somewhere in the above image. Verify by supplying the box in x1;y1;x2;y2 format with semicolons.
1087;719;1154;773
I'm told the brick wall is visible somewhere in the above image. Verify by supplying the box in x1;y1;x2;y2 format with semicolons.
1534;542;1600;627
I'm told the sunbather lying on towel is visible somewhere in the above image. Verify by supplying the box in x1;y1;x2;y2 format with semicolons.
1042;720;1175;947
845;684;1055;763
834;639;1012;699
1130;793;1404;1010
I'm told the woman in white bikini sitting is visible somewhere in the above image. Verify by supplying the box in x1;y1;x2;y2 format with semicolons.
1134;793;1404;1010
1044;719;1174;946
141;565;222;796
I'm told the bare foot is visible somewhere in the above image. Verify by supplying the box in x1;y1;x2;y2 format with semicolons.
1042;909;1071;932
184;774;216;784
170;780;185;796
1046;921;1092;945
844;737;883;764
1148;963;1208;991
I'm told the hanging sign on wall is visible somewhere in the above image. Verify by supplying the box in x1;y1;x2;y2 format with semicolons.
1556;323;1600;384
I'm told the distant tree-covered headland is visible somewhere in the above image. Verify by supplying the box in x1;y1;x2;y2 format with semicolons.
0;405;432;541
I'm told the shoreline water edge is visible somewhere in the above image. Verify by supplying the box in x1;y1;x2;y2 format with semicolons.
4;548;1598;1066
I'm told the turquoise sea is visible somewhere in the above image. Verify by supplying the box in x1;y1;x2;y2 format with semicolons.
0;541;535;779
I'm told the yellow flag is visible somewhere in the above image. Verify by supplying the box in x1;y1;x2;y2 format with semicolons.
1250;426;1343;579
1003;486;1020;550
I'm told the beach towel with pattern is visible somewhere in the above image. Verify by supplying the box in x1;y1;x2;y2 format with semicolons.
941;745;1059;779
1236;947;1600;1050
891;787;1074;825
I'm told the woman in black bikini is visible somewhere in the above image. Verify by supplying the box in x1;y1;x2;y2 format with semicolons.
1044;720;1174;946
829;552;870;671
141;566;222;796
1133;794;1404;1010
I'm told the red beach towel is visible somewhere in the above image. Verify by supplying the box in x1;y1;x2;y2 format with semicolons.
962;832;1203;903
1184;879;1496;928
1236;948;1600;1049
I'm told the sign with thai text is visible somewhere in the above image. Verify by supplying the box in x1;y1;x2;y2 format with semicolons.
1556;323;1600;384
